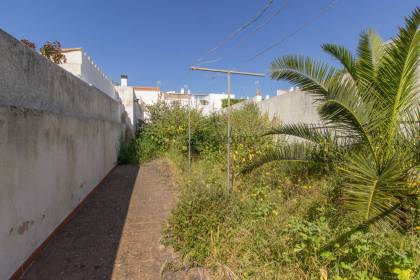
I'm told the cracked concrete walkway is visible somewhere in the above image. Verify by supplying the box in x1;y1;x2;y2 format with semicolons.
21;159;177;280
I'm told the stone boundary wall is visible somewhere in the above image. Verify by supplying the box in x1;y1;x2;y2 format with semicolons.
0;29;123;279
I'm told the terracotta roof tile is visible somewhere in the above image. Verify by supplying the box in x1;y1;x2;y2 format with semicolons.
133;86;160;92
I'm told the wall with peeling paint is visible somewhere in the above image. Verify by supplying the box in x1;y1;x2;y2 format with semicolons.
0;29;123;279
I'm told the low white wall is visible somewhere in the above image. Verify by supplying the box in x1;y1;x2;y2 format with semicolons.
0;29;123;279
230;91;321;124
256;91;321;124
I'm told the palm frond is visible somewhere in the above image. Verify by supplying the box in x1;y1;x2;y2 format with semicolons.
270;55;339;100
355;29;384;90
341;152;412;228
241;143;315;174
317;79;383;160
377;7;420;158
322;43;357;80
266;8;419;230
398;106;420;146
264;123;335;146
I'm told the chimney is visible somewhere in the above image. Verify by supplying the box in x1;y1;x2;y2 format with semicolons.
121;74;128;86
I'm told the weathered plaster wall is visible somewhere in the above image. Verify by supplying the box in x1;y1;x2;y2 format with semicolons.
0;29;123;279
231;91;321;124
134;89;160;107
115;85;144;131
256;91;321;124
60;49;118;100
80;51;118;100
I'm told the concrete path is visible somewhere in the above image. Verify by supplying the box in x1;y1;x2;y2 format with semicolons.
21;159;178;280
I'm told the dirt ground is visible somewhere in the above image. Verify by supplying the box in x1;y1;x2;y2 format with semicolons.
20;159;188;280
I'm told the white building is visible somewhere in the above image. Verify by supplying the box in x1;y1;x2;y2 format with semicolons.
115;75;145;133
132;84;236;116
249;87;262;103
60;51;144;135
158;89;236;115
161;91;191;107
134;86;161;106
277;87;300;96
192;92;235;115
60;48;118;100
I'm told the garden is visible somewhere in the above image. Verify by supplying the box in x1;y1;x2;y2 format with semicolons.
119;8;419;280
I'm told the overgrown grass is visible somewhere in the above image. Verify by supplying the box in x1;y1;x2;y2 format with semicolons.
125;102;419;279
164;157;419;279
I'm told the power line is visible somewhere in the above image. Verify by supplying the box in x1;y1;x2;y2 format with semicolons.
245;0;339;63
231;0;289;50
197;58;223;66
195;0;275;65
201;0;289;67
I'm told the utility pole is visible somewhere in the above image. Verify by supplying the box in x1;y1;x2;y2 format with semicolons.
185;85;191;172
190;66;264;191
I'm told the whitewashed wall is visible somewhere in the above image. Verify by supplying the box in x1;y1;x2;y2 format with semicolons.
60;49;117;100
193;93;234;115
115;86;145;131
134;89;160;106
0;29;123;279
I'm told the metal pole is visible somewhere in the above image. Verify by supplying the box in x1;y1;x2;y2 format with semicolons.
188;92;191;171
190;66;264;77
227;71;231;191
189;66;264;192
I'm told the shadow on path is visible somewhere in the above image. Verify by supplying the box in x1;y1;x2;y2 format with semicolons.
21;164;141;280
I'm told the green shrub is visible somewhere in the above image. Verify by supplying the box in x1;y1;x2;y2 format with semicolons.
221;98;246;108
135;102;273;165
134;98;419;279
135;102;206;162
164;156;420;279
117;139;137;164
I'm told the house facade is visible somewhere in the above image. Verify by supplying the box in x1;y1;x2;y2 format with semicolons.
60;48;118;100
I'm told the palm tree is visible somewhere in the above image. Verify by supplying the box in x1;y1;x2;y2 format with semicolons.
243;8;420;227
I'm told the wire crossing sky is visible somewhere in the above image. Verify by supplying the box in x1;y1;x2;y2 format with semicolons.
195;0;275;65
1;0;418;98
245;0;339;63
199;0;290;67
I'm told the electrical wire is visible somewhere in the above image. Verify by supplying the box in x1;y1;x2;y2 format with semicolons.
195;0;275;65
200;0;289;67
231;0;289;50
245;0;339;63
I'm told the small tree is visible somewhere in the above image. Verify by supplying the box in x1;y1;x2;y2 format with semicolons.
40;41;66;64
20;39;36;50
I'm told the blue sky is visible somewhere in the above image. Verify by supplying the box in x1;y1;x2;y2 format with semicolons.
0;0;418;98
